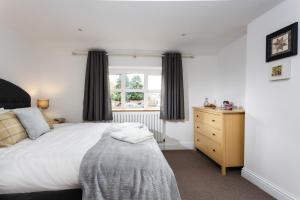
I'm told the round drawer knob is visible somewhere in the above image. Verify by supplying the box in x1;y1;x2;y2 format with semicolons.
197;139;199;141
212;133;216;136
212;149;216;152
212;119;215;122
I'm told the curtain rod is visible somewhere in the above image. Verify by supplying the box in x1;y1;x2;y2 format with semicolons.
72;50;194;59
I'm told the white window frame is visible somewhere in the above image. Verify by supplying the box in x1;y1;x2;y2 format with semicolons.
109;66;161;110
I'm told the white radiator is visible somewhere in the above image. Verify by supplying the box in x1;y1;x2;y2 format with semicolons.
112;111;165;143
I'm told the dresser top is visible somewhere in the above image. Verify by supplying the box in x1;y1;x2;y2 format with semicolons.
193;107;245;114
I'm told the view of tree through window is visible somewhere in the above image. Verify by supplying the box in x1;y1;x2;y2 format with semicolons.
109;75;122;108
109;71;161;109
125;74;144;108
126;74;144;89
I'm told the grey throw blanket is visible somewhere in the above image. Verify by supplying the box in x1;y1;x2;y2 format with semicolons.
79;127;181;200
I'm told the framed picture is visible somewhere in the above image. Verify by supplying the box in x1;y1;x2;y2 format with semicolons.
266;22;298;62
269;59;291;81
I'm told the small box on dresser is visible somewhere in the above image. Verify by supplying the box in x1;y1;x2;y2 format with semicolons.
193;107;245;175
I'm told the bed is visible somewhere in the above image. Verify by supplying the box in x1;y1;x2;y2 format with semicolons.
0;79;181;200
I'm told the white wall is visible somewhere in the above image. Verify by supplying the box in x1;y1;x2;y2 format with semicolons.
217;35;247;107
0;25;40;104
243;0;300;199
32;42;87;122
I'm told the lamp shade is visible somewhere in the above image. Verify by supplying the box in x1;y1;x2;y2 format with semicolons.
37;99;49;109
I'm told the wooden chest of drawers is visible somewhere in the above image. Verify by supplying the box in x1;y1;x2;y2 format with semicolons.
193;107;245;175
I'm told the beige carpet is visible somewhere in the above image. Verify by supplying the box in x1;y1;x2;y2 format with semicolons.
163;150;274;200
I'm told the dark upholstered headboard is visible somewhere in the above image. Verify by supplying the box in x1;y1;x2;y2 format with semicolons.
0;79;31;109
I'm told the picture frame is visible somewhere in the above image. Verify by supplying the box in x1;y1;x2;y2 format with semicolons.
269;59;291;81
266;22;298;62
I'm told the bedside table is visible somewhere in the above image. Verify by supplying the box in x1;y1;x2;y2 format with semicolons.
51;118;66;124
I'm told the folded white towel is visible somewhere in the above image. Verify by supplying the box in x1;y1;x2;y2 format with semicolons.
111;128;153;144
107;123;145;132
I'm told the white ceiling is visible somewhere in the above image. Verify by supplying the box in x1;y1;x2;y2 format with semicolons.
0;0;283;55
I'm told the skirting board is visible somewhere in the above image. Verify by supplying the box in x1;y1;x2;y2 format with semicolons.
242;168;297;200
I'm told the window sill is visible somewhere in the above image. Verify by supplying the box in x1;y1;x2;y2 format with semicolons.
112;108;160;112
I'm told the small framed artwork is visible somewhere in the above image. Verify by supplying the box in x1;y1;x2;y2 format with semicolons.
266;22;298;62
269;59;291;81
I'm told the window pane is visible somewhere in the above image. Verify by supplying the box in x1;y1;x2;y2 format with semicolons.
148;75;161;90
109;74;121;90
126;74;144;89
125;92;144;108
111;91;121;108
148;93;160;108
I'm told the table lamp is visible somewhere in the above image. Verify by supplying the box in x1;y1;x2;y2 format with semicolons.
37;99;49;110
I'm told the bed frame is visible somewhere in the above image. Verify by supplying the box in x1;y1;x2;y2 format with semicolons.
0;79;31;109
0;78;82;200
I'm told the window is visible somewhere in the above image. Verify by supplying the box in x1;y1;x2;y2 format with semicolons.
109;67;161;110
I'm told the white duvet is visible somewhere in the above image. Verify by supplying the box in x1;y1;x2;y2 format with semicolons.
0;123;110;194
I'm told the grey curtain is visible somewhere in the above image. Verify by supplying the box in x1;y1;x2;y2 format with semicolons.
160;52;185;120
83;50;112;121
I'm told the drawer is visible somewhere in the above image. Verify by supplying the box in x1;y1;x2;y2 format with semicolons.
195;122;223;144
195;131;201;143
194;111;222;129
196;134;222;165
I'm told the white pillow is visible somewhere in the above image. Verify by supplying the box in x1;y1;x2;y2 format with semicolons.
14;107;50;139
